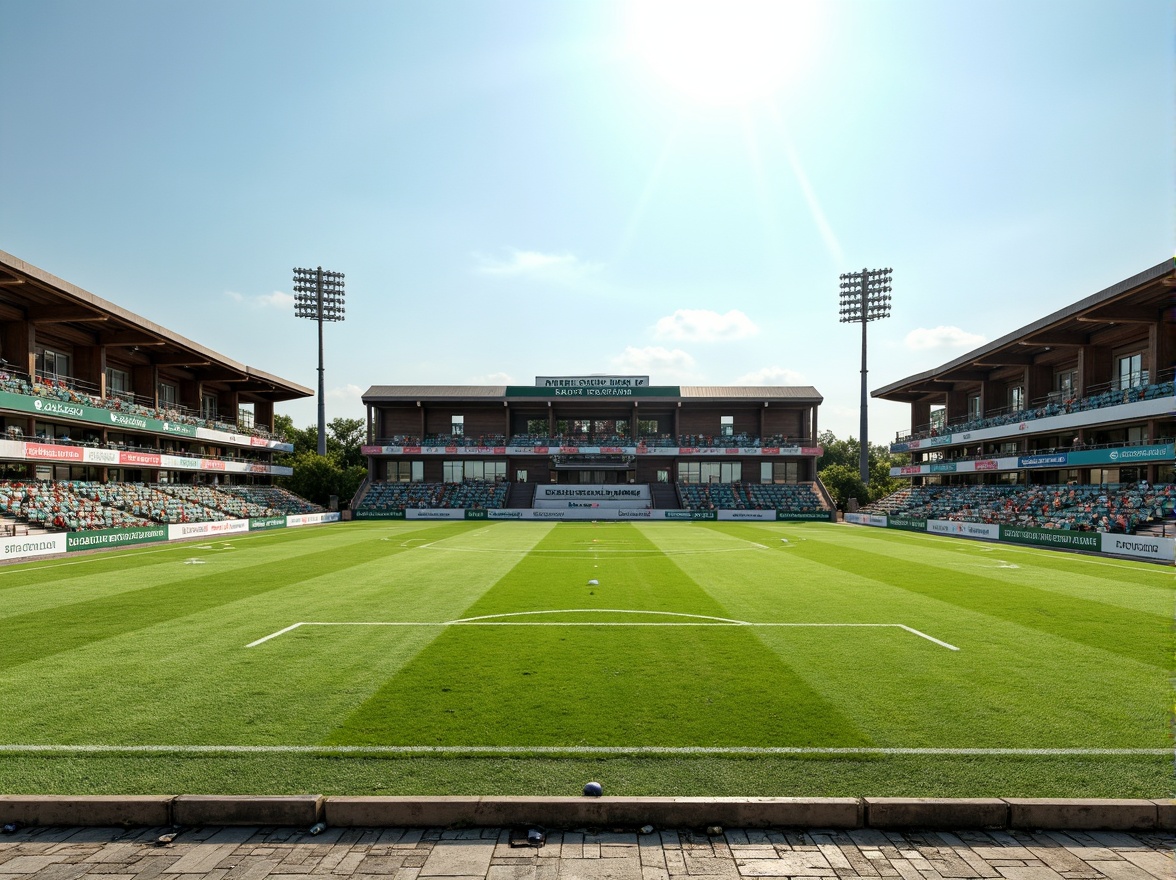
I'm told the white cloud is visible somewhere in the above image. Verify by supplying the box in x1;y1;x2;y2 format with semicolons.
609;345;696;378
653;308;758;342
474;248;602;279
258;290;295;309
904;325;986;351
734;366;807;385
326;383;363;403
224;289;294;310
472;371;513;385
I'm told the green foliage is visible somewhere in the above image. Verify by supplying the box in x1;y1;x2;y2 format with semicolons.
817;430;909;508
0;521;1167;796
274;414;367;507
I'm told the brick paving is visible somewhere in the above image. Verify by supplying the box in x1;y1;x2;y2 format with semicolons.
0;827;1170;880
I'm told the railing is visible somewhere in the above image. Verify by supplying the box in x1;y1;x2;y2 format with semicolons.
370;434;816;449
0;366;287;442
895;368;1175;444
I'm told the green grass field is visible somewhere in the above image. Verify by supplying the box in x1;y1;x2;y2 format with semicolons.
0;520;1170;797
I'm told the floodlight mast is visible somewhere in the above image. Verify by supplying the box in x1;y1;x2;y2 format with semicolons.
293;266;346;456
838;267;893;485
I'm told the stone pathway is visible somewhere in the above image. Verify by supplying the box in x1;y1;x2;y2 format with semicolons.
0;826;1171;880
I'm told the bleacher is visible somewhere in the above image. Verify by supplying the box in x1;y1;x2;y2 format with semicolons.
899;375;1175;444
0;480;320;532
0;366;287;441
862;481;1174;534
226;485;324;514
677;482;827;512
354;480;510;511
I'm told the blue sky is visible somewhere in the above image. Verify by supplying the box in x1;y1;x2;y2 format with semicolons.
1;0;1170;445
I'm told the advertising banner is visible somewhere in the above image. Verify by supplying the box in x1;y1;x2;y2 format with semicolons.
66;525;167;551
285;512;342;527
718;509;777;521
1018;453;1069;469
663;510;716;520
926;520;1000;541
248;516;288;531
844;513;888;526
168;520;251;540
404;509;465;520
886;517;928;531
775;511;835;521
352;509;406;520
0;533;67;561
25;442;83;462
505;385;680;398
999;526;1101;551
1067;443;1175;467
1099;533;1175;562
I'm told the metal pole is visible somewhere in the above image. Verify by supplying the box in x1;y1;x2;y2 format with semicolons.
316;266;326;457
859;293;869;485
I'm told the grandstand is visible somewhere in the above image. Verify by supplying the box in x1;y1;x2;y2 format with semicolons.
868;259;1175;537
355;380;836;519
0;251;321;540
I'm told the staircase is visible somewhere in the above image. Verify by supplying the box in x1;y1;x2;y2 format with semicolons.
649;483;680;509
506;483;534;508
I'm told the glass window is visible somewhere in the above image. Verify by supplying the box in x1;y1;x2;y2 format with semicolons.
1009;386;1024;410
35;347;70;380
443;460;463;482
158;382;178;407
201;392;218;420
721;415;733;437
106;367;130;397
451;414;464;436
1117;353;1143;389
1054;369;1078;398
967;395;981;419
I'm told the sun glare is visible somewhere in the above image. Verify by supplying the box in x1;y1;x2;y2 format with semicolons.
627;0;821;106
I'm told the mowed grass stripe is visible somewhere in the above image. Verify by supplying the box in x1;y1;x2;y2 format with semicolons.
0;523;538;746
0;522;474;671
0;523;335;594
629;523;1167;750
784;534;1169;669
326;523;873;748
816;525;1173;604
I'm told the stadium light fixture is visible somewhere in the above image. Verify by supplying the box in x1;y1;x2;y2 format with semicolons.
838;267;893;485
293;266;346;456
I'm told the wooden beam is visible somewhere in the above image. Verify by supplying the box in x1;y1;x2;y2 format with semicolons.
151;353;212;366
1018;332;1087;346
100;330;167;346
1076;307;1158;324
973;352;1036;366
27;306;110;324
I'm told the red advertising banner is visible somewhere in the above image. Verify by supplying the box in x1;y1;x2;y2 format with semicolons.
974;460;999;470
25;443;83;462
201;459;227;470
120;451;161;466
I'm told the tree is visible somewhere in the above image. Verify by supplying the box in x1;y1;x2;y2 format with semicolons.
273;414;368;508
816;430;910;508
817;462;869;510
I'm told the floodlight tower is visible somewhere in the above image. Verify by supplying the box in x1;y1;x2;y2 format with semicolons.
293;266;346;456
838;267;893;485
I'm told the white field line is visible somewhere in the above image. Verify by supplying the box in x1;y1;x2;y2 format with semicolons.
0;744;1165;756
246;612;960;651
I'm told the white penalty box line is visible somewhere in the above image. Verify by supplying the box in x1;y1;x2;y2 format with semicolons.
246;610;960;651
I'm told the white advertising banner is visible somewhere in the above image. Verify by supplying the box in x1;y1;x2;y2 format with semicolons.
0;533;67;561
167;519;251;541
1099;533;1175;562
844;513;888;527
285;512;342;527
717;509;778;521
926;520;1000;541
404;509;465;520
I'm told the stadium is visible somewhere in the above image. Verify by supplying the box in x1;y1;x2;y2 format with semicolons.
0;252;1170;801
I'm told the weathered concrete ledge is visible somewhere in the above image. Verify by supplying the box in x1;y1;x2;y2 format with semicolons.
324;796;862;829
0;795;172;827
172;795;323;827
0;796;1168;830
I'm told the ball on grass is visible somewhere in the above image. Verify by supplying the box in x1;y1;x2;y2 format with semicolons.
583;781;603;797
